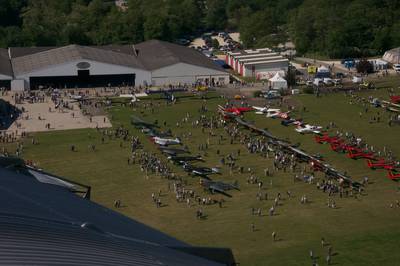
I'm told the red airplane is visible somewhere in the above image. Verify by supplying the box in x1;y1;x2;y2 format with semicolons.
387;170;400;180
390;95;400;104
367;159;395;170
347;148;376;160
330;141;348;152
218;105;253;116
315;134;340;144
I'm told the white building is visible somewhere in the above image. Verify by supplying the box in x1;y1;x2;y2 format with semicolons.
226;48;288;79
1;40;229;90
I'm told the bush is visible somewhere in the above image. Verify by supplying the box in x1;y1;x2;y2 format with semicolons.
253;90;262;97
356;59;374;74
303;87;314;94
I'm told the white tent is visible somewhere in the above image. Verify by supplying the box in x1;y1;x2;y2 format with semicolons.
317;66;330;73
269;73;288;90
383;47;400;64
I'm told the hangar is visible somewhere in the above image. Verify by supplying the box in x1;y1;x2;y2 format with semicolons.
1;40;229;91
10;45;150;90
136;40;229;86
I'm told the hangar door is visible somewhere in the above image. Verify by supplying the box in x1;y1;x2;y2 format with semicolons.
29;70;136;89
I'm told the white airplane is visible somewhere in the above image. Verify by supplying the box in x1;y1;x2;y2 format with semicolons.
295;124;323;134
120;94;140;103
69;94;83;100
152;137;181;146
266;110;290;119
252;106;281;115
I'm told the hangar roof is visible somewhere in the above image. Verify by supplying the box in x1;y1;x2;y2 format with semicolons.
11;45;145;76
135;40;226;72
0;160;233;265
0;48;13;77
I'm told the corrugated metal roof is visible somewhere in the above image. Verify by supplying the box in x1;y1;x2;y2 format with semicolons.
11;45;146;76
135;40;227;72
0;166;230;265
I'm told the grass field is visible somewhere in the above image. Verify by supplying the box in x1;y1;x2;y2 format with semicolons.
4;86;400;265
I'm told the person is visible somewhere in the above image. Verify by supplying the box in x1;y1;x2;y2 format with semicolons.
114;200;121;208
251;223;255;232
272;231;277;241
326;254;331;265
309;250;313;259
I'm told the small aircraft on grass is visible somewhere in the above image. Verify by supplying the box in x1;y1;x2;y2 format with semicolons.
182;163;220;178
252;106;281;115
367;159;396;170
346;147;376;160
159;147;190;156
168;155;203;164
390;95;400;104
387;169;400;180
131;116;159;129
266;110;291;119
295;124;323;134
152;137;181;146
218;105;253;116
200;179;239;197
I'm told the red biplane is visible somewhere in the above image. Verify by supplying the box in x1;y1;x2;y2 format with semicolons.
367;159;395;170
346;147;376;160
390;95;400;104
218;105;253;116
387;170;400;180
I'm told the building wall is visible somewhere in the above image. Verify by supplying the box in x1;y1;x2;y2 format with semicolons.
151;63;229;86
243;61;288;77
14;60;152;87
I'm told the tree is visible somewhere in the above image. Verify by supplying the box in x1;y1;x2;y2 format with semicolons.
356;59;374;74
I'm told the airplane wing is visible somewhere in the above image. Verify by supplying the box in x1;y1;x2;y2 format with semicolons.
252;106;264;111
209;185;232;197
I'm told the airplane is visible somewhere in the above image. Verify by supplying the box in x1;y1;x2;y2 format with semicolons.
390;95;400;104
315;134;340;144
182;163;220;178
346;148;376;160
367;159;395;170
200;179;240;197
295;124;323;134
168;155;203;164
252;106;281;115
387;170;400;180
281;118;303;127
69;94;86;100
266;110;291;119
218;105;253;116
119;94;140;103
152;137;181;146
159;147;190;155
131;116;159;129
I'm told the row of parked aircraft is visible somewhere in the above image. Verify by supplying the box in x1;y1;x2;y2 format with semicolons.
218;105;324;135
315;134;400;180
132;115;240;197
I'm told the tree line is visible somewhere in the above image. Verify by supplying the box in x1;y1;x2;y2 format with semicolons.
0;0;399;59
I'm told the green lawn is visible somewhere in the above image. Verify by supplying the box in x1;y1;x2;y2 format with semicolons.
4;86;400;265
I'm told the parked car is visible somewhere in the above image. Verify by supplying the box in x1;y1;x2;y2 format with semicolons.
393;64;400;72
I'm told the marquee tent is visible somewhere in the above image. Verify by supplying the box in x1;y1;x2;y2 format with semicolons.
269;73;288;90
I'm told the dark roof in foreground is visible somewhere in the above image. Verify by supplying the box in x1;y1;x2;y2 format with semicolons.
0;48;13;77
0;160;234;265
135;40;227;72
